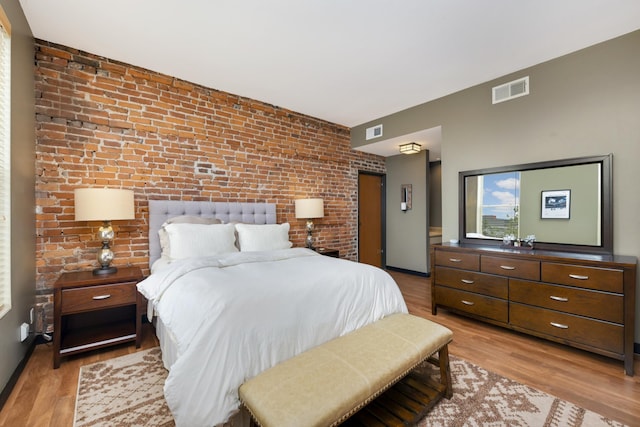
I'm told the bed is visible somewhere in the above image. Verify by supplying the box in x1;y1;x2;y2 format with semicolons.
138;200;409;426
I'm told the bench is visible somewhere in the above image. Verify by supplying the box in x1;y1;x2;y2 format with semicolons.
239;313;453;427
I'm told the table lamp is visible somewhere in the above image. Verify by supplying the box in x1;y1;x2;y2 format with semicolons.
295;198;324;249
74;188;135;275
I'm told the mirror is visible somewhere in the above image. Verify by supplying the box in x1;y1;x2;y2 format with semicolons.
459;154;612;254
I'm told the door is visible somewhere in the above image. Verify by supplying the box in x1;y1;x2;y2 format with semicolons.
358;173;384;268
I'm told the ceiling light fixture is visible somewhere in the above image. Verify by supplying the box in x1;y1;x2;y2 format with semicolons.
399;142;421;155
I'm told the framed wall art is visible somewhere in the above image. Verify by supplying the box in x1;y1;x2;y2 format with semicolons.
541;189;570;219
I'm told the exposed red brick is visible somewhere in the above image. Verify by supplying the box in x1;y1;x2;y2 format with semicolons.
34;40;386;328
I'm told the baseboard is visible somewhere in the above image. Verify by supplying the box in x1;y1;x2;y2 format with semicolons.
0;337;38;411
385;266;429;278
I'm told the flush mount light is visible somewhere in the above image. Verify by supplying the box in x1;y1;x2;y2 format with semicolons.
399;142;421;154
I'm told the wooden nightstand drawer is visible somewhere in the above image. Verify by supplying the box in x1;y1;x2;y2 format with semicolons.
61;281;137;314
53;266;144;368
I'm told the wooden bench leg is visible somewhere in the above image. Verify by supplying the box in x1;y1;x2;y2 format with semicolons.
438;344;453;399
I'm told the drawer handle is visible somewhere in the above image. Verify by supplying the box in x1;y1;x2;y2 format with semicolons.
500;265;516;270
92;294;112;300
461;300;475;306
550;322;569;329
449;258;462;263
569;274;589;280
550;295;569;302
461;279;474;284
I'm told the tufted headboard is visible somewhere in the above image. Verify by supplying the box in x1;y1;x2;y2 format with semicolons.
148;200;277;268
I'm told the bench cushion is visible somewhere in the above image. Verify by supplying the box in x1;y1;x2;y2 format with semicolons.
239;313;453;427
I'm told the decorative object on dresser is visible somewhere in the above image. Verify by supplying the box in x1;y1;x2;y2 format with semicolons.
314;247;339;258
74;188;135;275
431;243;636;376
294;198;324;249
53;266;144;369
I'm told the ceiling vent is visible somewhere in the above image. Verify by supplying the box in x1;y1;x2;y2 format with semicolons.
365;124;383;140
492;76;529;104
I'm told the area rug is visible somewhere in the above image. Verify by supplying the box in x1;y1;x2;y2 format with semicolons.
73;347;172;427
74;347;625;427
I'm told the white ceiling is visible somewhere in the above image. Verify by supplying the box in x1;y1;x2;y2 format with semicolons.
19;0;640;158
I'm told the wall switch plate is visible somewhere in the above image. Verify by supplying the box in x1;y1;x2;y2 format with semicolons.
20;323;29;341
30;307;34;324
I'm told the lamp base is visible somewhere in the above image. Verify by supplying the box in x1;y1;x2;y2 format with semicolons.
305;219;315;249
93;266;118;276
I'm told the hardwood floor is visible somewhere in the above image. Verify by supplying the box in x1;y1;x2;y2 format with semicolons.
1;271;638;426
0;327;160;427
389;271;640;426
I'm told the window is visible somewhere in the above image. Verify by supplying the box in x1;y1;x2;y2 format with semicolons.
0;6;10;319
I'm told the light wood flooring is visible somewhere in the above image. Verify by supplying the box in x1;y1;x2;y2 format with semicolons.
1;271;639;426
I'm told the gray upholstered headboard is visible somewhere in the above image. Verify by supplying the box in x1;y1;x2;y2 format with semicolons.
148;200;277;268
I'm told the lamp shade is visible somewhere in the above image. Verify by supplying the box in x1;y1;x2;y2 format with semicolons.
295;198;324;219
74;188;135;221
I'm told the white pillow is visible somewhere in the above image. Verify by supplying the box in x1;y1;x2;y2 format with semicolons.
235;223;293;252
163;223;238;259
159;215;222;257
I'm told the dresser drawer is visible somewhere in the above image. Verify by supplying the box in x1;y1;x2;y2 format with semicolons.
510;303;623;355
435;286;508;323
541;263;623;293
61;281;137;314
435;266;508;299
481;255;540;280
434;250;480;271
509;279;623;324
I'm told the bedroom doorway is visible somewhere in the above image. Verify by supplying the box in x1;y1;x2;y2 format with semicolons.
358;172;385;268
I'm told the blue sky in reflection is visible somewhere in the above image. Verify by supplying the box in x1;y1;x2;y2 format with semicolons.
481;172;520;219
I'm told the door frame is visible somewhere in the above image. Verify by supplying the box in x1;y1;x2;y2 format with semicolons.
357;171;386;267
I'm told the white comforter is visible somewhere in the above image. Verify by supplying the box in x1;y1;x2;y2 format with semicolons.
137;248;408;427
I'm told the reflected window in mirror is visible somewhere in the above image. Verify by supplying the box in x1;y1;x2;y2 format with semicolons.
465;171;521;240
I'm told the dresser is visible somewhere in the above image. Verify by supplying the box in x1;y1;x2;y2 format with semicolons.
53;266;144;368
431;243;637;375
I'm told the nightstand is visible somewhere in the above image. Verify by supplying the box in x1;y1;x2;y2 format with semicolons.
53;266;144;369
315;247;340;258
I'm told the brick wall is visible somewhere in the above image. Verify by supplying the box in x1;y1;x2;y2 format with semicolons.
34;40;386;330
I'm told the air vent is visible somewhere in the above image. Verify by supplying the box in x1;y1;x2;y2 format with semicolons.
365;124;383;140
492;76;529;104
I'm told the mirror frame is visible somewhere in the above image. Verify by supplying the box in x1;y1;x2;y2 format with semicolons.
458;154;613;254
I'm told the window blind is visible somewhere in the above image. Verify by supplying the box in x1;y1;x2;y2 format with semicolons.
0;8;11;318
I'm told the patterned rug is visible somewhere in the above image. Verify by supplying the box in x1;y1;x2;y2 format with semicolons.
74;347;625;427
73;348;172;427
